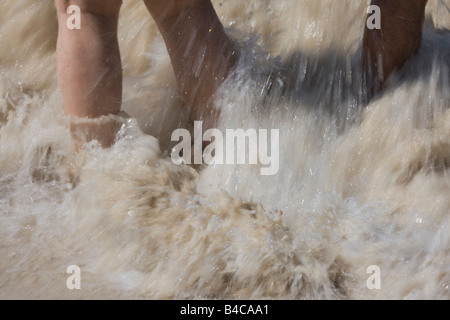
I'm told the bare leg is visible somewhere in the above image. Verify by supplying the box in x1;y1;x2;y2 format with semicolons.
363;0;428;96
55;0;123;147
143;0;236;126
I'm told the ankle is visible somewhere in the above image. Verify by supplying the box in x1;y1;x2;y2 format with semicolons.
69;112;129;148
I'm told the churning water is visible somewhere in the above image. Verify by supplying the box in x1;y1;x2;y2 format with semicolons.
0;0;449;299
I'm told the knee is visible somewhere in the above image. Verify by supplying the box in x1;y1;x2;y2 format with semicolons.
55;0;122;18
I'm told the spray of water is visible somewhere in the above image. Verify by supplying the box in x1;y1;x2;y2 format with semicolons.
0;0;449;299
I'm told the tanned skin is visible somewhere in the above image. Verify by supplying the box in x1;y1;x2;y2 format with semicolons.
363;0;428;95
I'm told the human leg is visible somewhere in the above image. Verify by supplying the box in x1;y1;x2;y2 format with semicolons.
55;0;123;146
143;0;236;125
363;0;428;96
